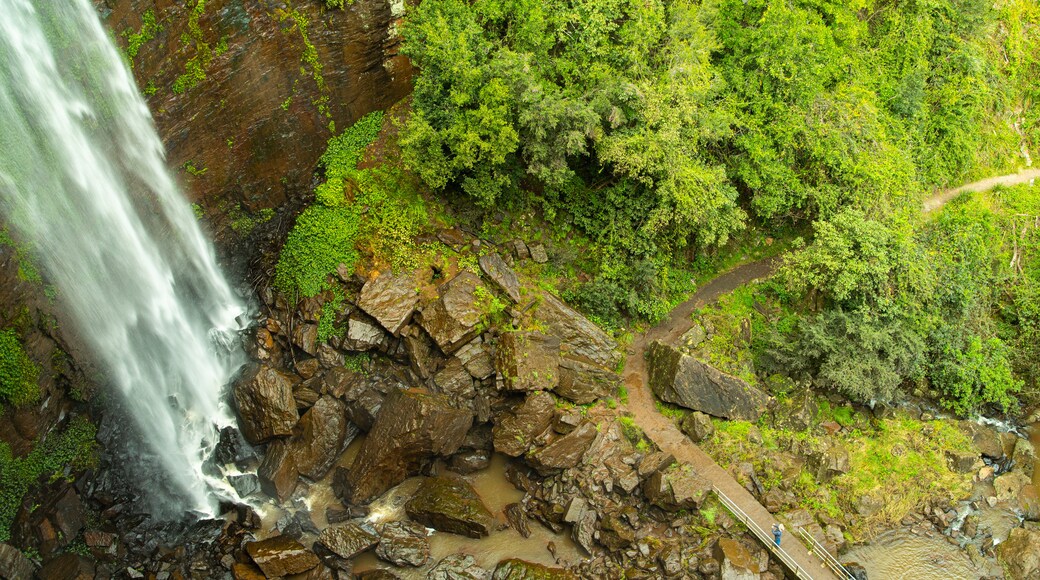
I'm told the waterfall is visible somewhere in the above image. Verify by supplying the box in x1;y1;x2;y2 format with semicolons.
0;0;246;515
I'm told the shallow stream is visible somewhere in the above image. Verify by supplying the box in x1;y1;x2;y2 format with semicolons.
841;529;980;579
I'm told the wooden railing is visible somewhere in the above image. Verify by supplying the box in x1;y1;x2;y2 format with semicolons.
797;527;856;580
711;486;816;579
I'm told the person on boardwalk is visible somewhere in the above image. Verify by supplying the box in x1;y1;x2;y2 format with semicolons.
772;523;783;547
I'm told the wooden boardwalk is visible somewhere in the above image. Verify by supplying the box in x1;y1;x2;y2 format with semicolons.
622;258;840;580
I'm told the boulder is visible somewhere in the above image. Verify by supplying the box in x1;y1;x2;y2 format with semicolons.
37;553;93;580
957;421;1004;458
358;272;420;335
405;474;495;538
245;536;320;577
433;357;476;405
231;562;266;580
399;324;443;380
479;253;522;303
335;388;472;503
646;342;769;421
258;440;299;502
428;554;490;580
234;363;301;444
318;523;379;559
555;355;619;404
643;465;710;511
810;442;850;483
1013;438;1036;480
529;243;549;264
294;396;354;480
996;527;1040;579
450;449;491;474
491;559;578;580
493;391;555;457
456;337;496;380
945;448;979;473
495;331;560;392
376;521;430;567
714;538;762;580
533;293;618;368
679;411;715;443
526;421;597;474
229;474;261;498
638;452;676;478
344;313;390;352
417;272;485;354
292;323;319;355
0;542;34;580
504;503;530;538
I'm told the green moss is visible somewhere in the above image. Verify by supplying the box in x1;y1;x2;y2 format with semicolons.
122;9;161;66
343;352;370;374
274;205;360;297
278;7;331;120
0;416;97;542
0;229;41;285
228;205;274;237
0;330;39;407
172;0;212;94
316;287;346;344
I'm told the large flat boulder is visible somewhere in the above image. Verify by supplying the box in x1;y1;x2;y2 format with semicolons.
417;272;484;354
532;293;618;368
405;475;495;538
493;391;555;457
495;331;560;392
234;363;301;444
376;521;430;567
335;388;472;504
245;536;320;577
714;538;764;580
526;421;597;475
555;355;619;404
318;522;379;559
359;272;420;335
643;464;711;511
646;341;769;421
479;253;521;303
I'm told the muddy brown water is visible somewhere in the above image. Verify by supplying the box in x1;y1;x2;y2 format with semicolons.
351;453;584;577
841;530;981;579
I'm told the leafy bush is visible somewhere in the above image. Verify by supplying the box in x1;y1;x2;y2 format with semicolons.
0;330;39;407
274;205;360;297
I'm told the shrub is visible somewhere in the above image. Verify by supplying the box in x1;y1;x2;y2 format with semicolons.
0;330;39;406
274;205;360;297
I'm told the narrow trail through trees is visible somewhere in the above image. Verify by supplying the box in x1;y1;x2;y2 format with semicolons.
618;169;1037;577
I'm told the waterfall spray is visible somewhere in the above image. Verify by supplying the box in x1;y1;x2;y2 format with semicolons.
0;0;246;515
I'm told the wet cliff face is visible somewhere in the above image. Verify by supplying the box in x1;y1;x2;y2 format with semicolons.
96;0;414;230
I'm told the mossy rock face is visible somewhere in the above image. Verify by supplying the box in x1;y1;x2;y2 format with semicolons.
404;474;494;538
491;559;578;580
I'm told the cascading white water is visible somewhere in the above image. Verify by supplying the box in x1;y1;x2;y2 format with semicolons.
0;0;246;515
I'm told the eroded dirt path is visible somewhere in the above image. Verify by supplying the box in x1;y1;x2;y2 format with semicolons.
620;257;839;579
618;168;1038;577
923;168;1040;214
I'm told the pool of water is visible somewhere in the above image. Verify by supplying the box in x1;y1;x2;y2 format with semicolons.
351;453;584;577
841;529;985;579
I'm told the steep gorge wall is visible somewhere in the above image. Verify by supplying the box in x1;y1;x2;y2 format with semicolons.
96;0;414;231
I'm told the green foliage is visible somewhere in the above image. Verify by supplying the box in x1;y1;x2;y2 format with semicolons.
316;288;345;344
618;416;643;444
0;416;97;542
343;352;370;374
122;9;160;66
0;229;41;284
315;111;383;206
228;205;274;237
0;330;39;407
768;306;925;404
172;0;212;94
278;8;331;119
274;205;360;297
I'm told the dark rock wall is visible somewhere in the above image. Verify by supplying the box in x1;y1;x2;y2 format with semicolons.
96;0;414;227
